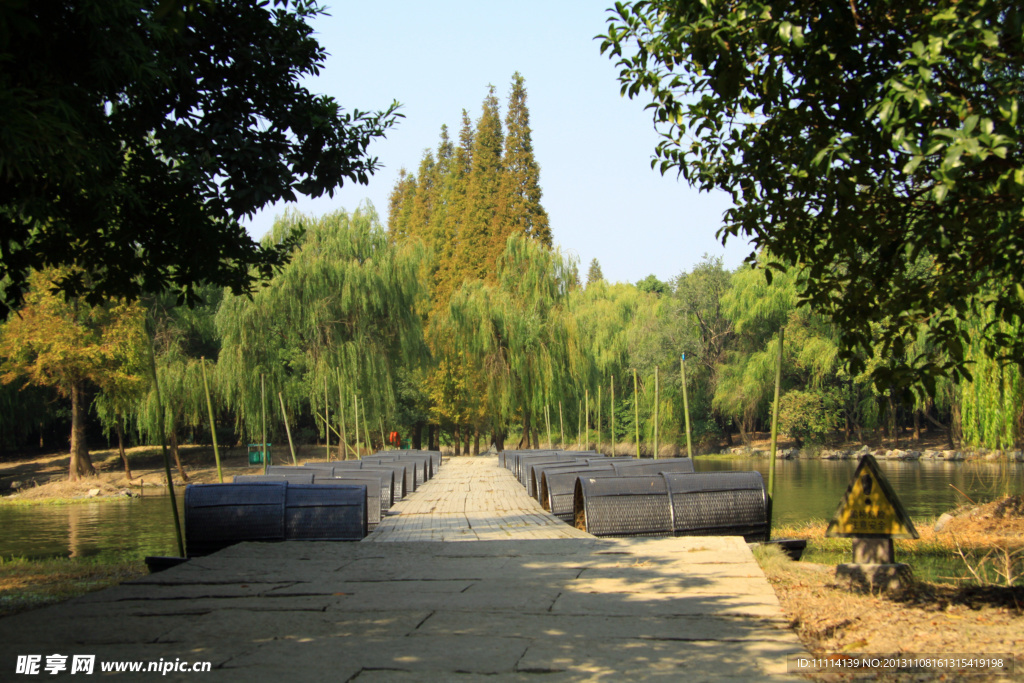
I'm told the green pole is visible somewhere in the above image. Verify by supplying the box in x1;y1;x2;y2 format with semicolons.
337;369;349;460
585;389;589;450
378;415;386;451
200;357;223;483
559;401;565;447
544;404;552;449
278;392;297;465
768;327;785;537
324;375;330;462
597;384;602;456
353;393;359;457
633;369;641;457
681;354;693;458
261;373;268;474
362;397;371;455
148;337;184;557
654;366;659;459
577;399;582;450
611;375;615;457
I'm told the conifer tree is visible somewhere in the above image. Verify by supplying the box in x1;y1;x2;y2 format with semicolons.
408;151;437;242
495;72;551;251
458;86;504;282
387;169;417;242
587;259;605;286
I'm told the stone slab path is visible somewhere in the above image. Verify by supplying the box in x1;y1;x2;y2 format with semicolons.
366;455;592;541
0;455;807;681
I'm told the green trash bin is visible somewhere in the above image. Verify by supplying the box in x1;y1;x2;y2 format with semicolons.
247;443;272;465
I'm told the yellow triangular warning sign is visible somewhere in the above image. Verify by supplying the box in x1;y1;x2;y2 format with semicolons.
825;454;919;539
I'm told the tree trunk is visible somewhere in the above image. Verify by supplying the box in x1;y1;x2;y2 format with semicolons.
115;418;132;480
412;421;423;450
68;380;95;480
492;427;506;453
169;424;190;482
453;425;461;456
888;394;898;448
531;426;539;450
473;428;480;455
463;429;471;456
912;409;921;442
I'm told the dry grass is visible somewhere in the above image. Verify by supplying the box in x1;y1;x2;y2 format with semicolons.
0;555;147;618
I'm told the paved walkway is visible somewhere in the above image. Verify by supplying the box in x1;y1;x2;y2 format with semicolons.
0;455;806;681
367;455;592;541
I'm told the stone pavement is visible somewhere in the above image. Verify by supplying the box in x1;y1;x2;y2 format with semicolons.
366;455;592;541
0;455;807;681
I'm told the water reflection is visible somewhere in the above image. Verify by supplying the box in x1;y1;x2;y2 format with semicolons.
696;458;1024;526
0;496;184;560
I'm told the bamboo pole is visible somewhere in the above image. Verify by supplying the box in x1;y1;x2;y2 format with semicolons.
362;398;371;455
585;389;589;450
278;392;297;465
611;375;615;457
654;365;659;459
681;354;693;458
337;369;349;460
324;375;330;462
544;404;552;449
148;338;184;557
768;327;785;537
633;369;640;457
577;399;582;450
353;393;359;457
559;401;565;447
261;373;269;473
378;415;386;450
597;384;602;455
200;357;223;483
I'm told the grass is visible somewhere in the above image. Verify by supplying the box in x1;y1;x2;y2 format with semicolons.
0;554;148;618
770;515;1024;586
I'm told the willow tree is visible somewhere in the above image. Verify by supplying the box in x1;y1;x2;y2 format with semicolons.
0;268;148;480
436;236;581;449
130;287;225;481
217;206;428;449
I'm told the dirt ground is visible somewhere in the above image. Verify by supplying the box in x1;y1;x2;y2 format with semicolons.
0;442;368;501
764;496;1024;681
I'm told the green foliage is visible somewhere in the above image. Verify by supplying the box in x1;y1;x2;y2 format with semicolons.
778;389;841;446
586;259;605;287
599;0;1024;393
216;206;428;442
0;0;400;317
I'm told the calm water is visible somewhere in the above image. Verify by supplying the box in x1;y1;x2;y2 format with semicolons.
1;459;1022;560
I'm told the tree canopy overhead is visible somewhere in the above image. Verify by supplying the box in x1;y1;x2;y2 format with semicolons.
599;0;1024;393
0;0;400;317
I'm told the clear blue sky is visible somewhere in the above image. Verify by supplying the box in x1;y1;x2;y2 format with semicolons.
243;1;753;285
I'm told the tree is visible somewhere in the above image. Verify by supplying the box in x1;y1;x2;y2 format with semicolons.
586;259;605;286
0;1;401;317
0;269;148;480
495;72;551;248
216;206;428;446
457;86;505;282
600;0;1024;393
636;275;667;296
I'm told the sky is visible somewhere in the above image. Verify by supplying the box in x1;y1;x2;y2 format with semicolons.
243;0;754;286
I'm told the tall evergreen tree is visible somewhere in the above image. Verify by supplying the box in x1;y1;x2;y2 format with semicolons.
386;169;417;242
495;72;551;250
457;86;504;282
587;259;605;286
408;151;437;242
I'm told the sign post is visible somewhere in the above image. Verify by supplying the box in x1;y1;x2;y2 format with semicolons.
826;454;918;591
